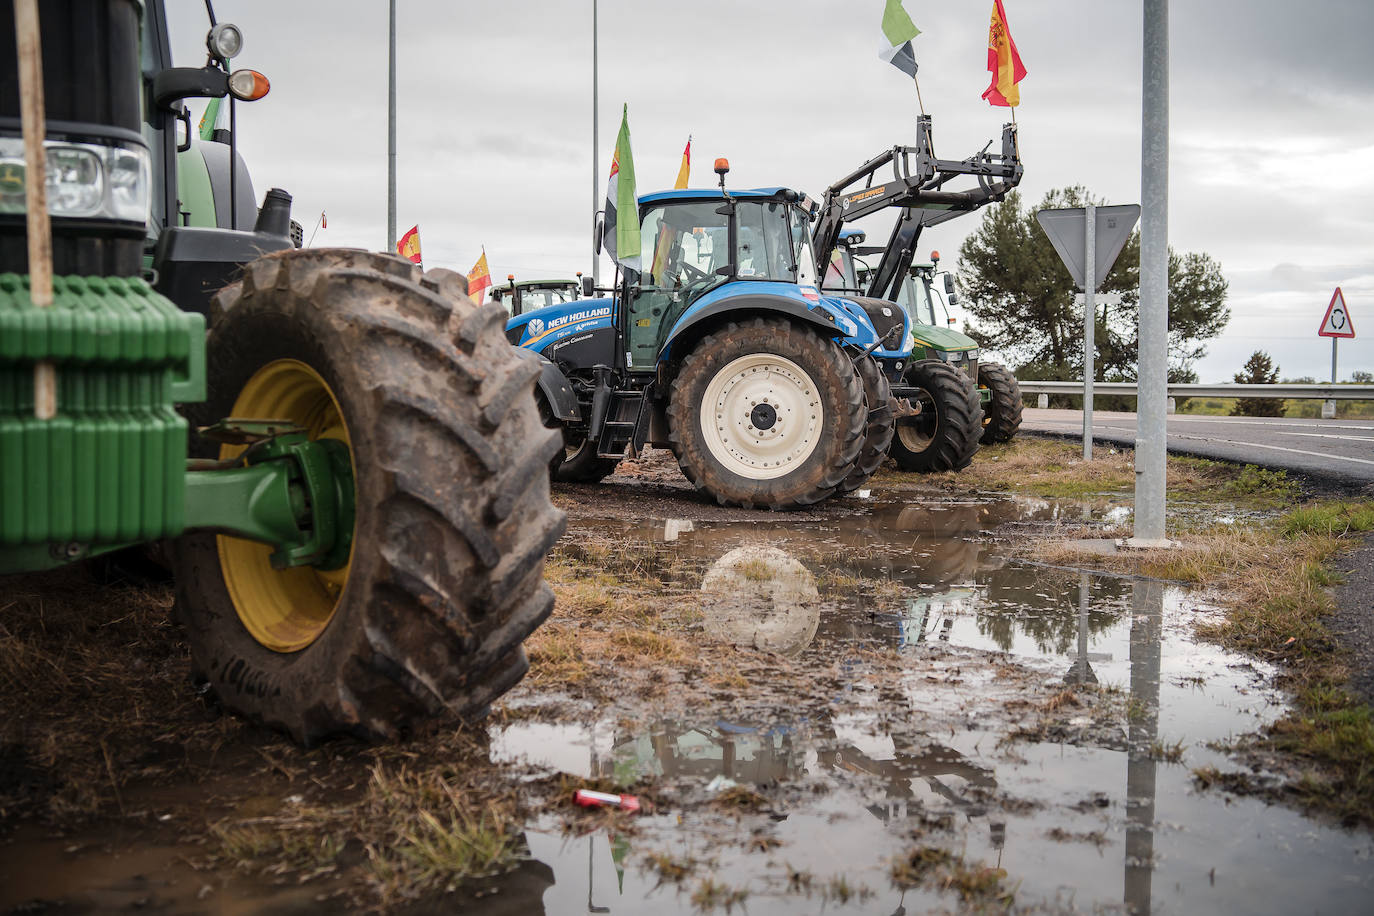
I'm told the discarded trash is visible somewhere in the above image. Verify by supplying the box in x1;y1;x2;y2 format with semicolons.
573;789;641;812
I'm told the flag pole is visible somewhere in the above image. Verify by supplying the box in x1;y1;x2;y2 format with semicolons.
306;211;324;247
912;72;926;116
590;0;600;290
386;0;397;253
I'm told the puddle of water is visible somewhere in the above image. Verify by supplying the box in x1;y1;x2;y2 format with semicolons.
491;497;1374;914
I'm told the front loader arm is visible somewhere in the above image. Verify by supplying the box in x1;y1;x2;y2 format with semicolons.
812;116;1023;297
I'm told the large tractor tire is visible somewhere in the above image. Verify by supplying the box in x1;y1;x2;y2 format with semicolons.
667;318;865;509
837;354;894;494
978;362;1023;444
172;249;566;745
552;435;621;483
889;359;983;473
535;399;619;483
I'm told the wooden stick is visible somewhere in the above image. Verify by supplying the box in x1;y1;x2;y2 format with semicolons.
15;0;56;420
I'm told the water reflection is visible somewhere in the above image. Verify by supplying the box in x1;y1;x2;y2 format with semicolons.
1125;579;1162;915
497;502;1373;914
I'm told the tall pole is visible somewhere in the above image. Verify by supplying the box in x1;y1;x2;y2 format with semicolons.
15;0;55;420
591;0;600;288
1083;202;1096;460
386;0;397;252
1132;0;1169;546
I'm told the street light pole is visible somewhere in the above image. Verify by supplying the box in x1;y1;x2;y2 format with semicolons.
1131;0;1170;546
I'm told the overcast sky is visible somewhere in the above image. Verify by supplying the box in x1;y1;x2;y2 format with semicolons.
173;0;1372;382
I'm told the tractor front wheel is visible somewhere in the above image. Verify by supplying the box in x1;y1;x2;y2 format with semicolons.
553;434;621;483
978;362;1023;443
667;318;864;509
173;249;566;744
889;359;982;473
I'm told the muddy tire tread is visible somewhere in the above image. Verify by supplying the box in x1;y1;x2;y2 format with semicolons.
174;248;566;745
890;358;983;473
838;355;895;493
666;318;865;509
978;361;1023;444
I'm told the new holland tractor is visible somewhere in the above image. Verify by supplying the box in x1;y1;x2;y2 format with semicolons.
1;0;562;744
508;164;911;508
812;115;1023;472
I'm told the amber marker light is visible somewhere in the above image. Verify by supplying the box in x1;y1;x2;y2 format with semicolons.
228;69;271;101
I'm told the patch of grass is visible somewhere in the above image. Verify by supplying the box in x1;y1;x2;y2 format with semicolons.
890;845;1013;909
690;877;749;913
711;785;769;811
648;852;696;883
1281;502;1374;538
364;764;524;903
890;845;953;888
823;875;872;905
1147;738;1187;763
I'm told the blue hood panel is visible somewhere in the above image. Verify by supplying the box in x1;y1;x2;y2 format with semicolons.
507;297;616;354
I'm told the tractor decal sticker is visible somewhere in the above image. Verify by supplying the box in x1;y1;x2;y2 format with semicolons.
527;317;546;335
520;306;614;348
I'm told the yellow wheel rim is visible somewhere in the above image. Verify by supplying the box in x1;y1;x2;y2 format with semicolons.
217;359;355;653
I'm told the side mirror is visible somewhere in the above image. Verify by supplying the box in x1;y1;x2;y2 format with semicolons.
581;276;594;297
714;265;734;277
943;273;958;305
593;212;604;255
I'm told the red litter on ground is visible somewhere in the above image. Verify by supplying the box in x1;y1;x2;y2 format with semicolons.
573;789;641;812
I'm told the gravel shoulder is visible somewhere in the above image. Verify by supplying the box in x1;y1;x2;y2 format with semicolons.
1332;534;1374;704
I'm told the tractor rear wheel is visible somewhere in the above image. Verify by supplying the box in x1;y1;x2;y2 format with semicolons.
838;355;894;494
890;359;982;473
667;318;864;509
173;249;566;744
978;362;1023;443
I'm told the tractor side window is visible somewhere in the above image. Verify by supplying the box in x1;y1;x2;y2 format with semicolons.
736;202;806;282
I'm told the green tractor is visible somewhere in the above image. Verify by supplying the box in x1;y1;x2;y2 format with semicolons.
864;248;1023;447
490;273;584;317
823;229;1022;474
0;0;563;744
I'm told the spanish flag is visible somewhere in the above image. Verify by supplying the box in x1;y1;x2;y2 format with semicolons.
397;225;422;265
467;249;491;302
981;0;1026;108
674;136;691;190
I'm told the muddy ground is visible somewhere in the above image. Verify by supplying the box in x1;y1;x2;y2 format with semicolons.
3;441;1373;914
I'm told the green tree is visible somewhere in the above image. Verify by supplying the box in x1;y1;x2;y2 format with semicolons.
1232;350;1284;417
957;187;1230;386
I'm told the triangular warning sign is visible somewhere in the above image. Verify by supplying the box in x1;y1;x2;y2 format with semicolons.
1318;287;1355;338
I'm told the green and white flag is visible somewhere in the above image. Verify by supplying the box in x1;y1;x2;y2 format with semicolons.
198;96;228;141
879;0;921;77
602;104;641;272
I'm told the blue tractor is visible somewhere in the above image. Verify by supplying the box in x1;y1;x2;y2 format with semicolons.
506;162;910;509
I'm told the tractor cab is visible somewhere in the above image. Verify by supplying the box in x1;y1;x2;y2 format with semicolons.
491;276;581;317
625;187;821;369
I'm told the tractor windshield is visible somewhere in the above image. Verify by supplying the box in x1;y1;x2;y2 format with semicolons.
822;247;860;293
639;198;815;293
895;271;945;327
519;284;577;311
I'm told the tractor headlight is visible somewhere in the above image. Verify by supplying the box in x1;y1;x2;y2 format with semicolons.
0;136;150;222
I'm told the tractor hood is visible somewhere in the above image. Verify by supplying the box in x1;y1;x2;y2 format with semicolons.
505;296;615;351
910;323;977;352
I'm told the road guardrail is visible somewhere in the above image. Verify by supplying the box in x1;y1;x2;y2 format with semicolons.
1015;381;1374;400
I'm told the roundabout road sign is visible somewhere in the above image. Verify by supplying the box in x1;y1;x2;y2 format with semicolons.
1319;287;1355;338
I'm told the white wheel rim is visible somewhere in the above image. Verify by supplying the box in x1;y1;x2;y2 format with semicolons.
700;352;823;480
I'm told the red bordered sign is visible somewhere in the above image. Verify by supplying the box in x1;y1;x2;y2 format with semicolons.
1318;287;1355;339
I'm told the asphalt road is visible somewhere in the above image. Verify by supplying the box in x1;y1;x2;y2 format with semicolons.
1019;408;1374;491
